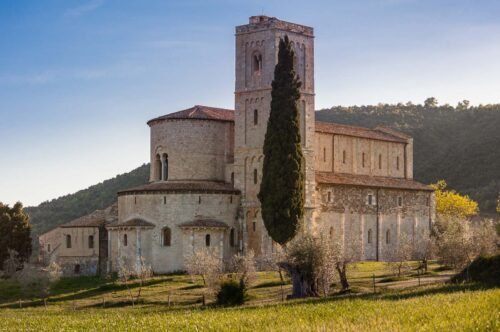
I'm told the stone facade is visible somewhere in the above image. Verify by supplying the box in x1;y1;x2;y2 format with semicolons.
39;15;435;276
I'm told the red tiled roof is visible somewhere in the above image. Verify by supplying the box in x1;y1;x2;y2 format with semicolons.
118;181;240;195
108;218;155;228
178;218;229;229
147;105;235;125
316;172;434;191
315;121;409;143
60;210;106;228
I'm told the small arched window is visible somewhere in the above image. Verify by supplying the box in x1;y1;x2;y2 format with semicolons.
230;228;235;247
253;169;258;184
323;147;326;162
163;227;171;247
47;244;51;252
66;235;72;249
155;154;161;181
253;221;256;232
123;234;128;247
253;53;262;74
74;264;81;274
362;152;365;168
386;230;391;244
254;109;258;125
231;172;234;186
396;156;400;170
342;150;346;164
327;192;332;202
162;153;169;181
205;234;211;247
368;229;372;244
329;227;334;238
379;154;382;169
398;196;403;207
88;235;94;249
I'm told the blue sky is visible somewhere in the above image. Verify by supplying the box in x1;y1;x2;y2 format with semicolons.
1;0;499;206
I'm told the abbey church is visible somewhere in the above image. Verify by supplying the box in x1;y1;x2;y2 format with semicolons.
39;16;435;276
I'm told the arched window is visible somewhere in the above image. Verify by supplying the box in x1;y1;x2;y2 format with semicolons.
362;152;366;168
205;234;211;247
88;235;94;249
342;150;346;164
386;230;391;244
327;192;332;202
123;234;128;247
66;235;72;249
379;154;382;169
163;227;171;247
329;227;334;238
323;147;326;162
253;221;256;232
396;156;400;170
398;196;403;207
230;228;235;247
253;169;258;184
155;154;161;181
74;264;81;274
162;153;169;181
47;244;51;252
254;109;258;125
368;229;372;244
231;172;234;186
253;53;262;74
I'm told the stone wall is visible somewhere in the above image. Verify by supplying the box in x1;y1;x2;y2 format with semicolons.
58;256;99;276
149;119;234;182
315;133;406;178
316;185;434;261
112;191;240;273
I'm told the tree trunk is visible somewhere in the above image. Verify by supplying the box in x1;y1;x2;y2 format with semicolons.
336;262;350;290
278;262;319;298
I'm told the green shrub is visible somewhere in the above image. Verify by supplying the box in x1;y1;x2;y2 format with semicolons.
451;254;500;285
216;280;246;306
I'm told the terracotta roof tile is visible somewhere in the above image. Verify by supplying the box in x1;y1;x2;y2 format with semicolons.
118;181;240;195
60;210;106;228
316;172;433;191
315;121;409;143
147;105;235;125
178;218;229;229
108;218;155;228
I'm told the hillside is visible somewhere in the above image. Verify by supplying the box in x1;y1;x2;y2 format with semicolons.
26;164;150;236
27;101;500;236
316;101;500;213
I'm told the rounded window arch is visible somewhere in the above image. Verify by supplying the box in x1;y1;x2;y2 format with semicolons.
205;234;211;247
162;227;171;247
123;234;128;247
253;169;258;184
254;109;258;125
386;230;391;244
66;234;72;249
368;229;372;244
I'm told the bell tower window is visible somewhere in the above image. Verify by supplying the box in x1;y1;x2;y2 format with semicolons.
253;52;262;75
161;153;169;181
254;109;258;125
155;154;161;181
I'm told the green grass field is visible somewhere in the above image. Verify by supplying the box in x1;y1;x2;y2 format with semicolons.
0;262;498;331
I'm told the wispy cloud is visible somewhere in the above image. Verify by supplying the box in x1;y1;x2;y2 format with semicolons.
64;0;104;18
0;72;56;85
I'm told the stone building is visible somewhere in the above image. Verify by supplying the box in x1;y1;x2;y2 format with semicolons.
39;15;434;276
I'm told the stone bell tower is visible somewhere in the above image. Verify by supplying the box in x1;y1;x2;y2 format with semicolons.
233;16;316;255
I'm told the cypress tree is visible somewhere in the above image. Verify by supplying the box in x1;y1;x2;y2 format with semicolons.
258;35;304;245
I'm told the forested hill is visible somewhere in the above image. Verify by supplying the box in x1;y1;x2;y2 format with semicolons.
27;101;499;237
316;100;500;213
26;164;150;236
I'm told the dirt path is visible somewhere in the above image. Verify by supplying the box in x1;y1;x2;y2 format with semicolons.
383;274;454;289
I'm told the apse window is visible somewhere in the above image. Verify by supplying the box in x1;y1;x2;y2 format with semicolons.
398;196;403;207
205;234;211;247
